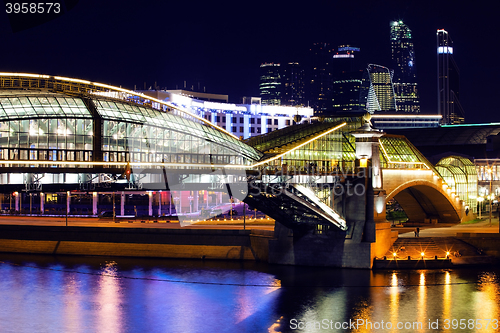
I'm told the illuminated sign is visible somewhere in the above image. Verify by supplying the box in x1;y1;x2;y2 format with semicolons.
333;54;354;58
438;46;453;54
338;46;360;52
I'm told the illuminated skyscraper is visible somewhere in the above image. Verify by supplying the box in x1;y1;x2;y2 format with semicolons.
259;63;281;105
282;62;305;106
364;64;396;113
437;29;464;124
308;42;334;115
331;45;367;113
390;20;420;113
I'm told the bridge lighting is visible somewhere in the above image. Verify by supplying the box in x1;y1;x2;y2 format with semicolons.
446;251;450;258
359;157;368;168
420;252;425;257
392;252;397;257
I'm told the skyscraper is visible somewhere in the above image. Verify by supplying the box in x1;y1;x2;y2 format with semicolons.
437;29;465;124
308;43;334;115
331;45;367;113
259;63;281;105
364;64;396;113
282;62;305;106
390;20;420;113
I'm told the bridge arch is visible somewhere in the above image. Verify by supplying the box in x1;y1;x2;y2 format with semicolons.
383;170;464;224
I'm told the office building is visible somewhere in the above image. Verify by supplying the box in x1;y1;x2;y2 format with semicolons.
331;46;366;113
259;63;281;105
437;29;465;124
390;20;420;113
364;64;396;113
281;62;305;106
309;43;334;115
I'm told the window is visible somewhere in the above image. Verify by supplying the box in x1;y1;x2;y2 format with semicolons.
250;118;255;124
256;127;261;134
250;127;255;133
239;117;244;123
267;119;272;125
257;118;261;124
239;127;244;132
216;116;220;122
274;119;278;125
286;120;291;126
222;116;226;123
232;126;237;132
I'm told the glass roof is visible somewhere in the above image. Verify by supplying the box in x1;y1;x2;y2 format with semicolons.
0;91;91;120
94;99;263;162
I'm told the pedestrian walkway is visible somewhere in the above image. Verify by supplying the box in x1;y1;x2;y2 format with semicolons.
397;218;500;238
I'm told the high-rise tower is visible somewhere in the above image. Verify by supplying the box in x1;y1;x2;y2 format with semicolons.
390;20;420;113
437;29;464;124
364;64;396;113
259;63;281;105
282;62;305;106
308;43;334;115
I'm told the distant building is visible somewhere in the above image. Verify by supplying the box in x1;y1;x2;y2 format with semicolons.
144;90;313;139
309;43;334;115
390;20;420;113
259;63;281;105
437;29;465;124
331;46;366;113
281;62;305;106
364;64;396;113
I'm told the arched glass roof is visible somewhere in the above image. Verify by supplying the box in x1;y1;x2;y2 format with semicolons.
436;155;478;213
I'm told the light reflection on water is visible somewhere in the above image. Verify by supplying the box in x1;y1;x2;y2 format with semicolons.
0;254;498;333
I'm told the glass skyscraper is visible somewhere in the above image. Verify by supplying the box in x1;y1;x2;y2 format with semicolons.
390;20;420;113
437;29;465;124
365;64;396;113
259;63;281;105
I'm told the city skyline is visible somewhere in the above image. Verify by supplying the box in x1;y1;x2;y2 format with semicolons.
1;1;497;123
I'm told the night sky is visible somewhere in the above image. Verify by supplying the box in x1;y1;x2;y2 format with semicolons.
1;0;497;123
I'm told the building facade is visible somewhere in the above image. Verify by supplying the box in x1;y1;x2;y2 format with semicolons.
259;63;281;105
145;90;314;139
364;64;396;113
309;43;334;115
390;20;420;113
437;29;465;124
281;62;305;106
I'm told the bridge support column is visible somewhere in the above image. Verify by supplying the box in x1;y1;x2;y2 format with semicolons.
194;191;199;212
120;191;125;216
92;192;98;216
15;193;19;212
148;191;153;216
66;192;70;215
157;192;162;217
40;193;44;214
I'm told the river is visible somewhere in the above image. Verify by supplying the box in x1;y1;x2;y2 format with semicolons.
0;254;498;332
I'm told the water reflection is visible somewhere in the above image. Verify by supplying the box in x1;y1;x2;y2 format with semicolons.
0;254;499;333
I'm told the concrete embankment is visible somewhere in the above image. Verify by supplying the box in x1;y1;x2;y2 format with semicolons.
0;225;274;261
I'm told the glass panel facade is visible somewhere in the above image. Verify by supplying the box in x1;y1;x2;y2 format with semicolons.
95;100;261;165
0;93;93;162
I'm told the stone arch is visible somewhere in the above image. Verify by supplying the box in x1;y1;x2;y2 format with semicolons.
386;179;463;224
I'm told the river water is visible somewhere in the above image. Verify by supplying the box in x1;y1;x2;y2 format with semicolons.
0;254;498;333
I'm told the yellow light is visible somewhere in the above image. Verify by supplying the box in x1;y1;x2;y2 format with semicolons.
446;251;450;257
360;157;368;168
392;252;397;257
421;252;425;257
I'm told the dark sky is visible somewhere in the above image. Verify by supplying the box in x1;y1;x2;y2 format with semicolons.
1;0;498;123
